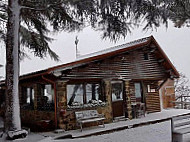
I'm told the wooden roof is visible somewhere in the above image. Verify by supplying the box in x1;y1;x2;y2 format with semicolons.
7;35;179;81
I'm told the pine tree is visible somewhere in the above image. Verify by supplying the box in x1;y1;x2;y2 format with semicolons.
169;0;190;28
1;0;100;135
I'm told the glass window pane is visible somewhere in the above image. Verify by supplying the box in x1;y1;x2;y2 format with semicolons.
112;83;123;101
67;84;83;106
27;88;30;103
44;84;54;102
32;89;34;100
86;83;100;103
135;83;141;98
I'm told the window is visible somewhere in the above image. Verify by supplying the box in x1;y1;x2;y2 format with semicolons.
67;83;104;108
147;85;156;93
22;87;34;109
44;84;54;103
38;84;54;111
26;87;34;104
67;84;84;106
144;53;149;60
111;82;123;102
86;83;101;103
135;83;141;98
135;83;144;103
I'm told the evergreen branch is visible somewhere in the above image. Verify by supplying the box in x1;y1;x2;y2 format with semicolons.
20;26;59;61
20;1;64;11
20;5;49;11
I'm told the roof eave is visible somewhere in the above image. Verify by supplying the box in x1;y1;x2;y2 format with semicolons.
48;38;152;73
150;36;180;78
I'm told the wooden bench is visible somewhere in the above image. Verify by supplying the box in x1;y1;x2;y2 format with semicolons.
75;110;105;131
171;114;190;142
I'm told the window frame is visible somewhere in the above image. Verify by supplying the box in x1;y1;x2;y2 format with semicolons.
38;84;55;111
66;81;103;106
147;84;156;93
143;52;149;60
21;86;34;110
134;82;144;103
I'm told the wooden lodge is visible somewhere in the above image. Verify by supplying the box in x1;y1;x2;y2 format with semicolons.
0;36;179;131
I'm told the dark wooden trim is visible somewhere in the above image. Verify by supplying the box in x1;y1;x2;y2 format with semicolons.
67;79;102;84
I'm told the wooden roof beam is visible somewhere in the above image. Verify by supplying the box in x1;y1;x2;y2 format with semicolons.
158;59;165;63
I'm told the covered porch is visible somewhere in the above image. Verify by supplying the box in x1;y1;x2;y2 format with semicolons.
56;78;163;130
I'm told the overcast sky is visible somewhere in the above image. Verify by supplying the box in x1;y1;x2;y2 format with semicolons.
0;22;190;82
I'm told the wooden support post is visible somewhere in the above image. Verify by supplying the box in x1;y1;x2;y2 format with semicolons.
33;84;40;110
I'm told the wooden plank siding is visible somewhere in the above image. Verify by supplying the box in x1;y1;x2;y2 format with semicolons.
146;92;161;113
61;46;168;80
127;81;161;113
60;46;165;114
144;81;161;113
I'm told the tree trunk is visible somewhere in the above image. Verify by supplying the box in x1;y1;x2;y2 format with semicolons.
5;0;21;131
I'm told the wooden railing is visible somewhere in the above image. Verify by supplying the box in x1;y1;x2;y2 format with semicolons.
171;96;190;109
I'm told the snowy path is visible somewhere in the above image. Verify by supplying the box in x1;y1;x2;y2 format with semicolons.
2;109;190;142
39;121;190;142
40;121;172;142
38;109;190;142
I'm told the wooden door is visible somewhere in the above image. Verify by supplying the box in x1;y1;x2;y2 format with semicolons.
111;81;124;118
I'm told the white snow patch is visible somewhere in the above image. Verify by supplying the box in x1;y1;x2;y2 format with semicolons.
76;37;150;61
7;129;28;139
2;109;190;142
38;109;190;142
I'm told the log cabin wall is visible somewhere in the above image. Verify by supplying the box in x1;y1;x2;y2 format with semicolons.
159;79;175;109
143;81;161;113
128;80;161;113
61;46;167;80
60;45;166;113
59;46;167;116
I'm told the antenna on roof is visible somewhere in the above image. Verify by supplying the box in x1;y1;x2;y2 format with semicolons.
75;36;80;58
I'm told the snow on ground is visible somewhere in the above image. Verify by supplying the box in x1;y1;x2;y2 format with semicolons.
0;132;46;142
2;109;190;142
40;120;171;142
38;109;190;142
0;117;45;142
38;109;190;139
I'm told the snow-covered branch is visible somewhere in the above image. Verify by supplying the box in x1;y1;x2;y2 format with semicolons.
20;1;64;11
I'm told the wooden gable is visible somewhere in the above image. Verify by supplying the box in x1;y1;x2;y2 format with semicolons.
60;44;169;80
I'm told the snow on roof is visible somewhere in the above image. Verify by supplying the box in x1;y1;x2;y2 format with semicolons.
49;36;152;73
0;35;178;81
76;36;151;61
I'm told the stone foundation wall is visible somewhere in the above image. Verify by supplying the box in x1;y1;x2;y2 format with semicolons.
21;110;55;131
125;80;132;119
57;79;113;130
58;104;112;130
57;81;67;129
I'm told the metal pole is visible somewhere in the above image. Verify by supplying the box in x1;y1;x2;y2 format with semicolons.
75;36;79;58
